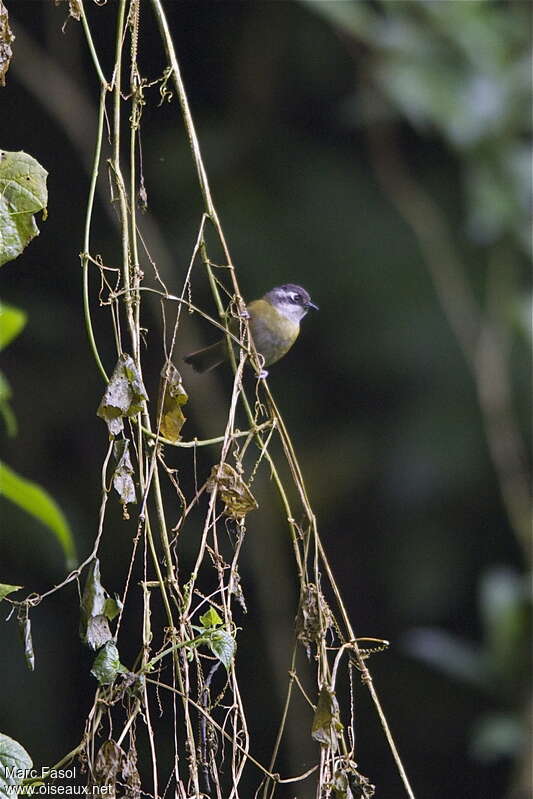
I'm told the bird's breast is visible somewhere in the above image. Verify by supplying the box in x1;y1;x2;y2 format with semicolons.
247;300;300;366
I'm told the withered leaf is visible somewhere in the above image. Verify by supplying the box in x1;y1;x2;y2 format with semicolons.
207;462;258;520
94;740;124;788
97;354;148;436
113;439;136;506
311;685;343;750
94;740;140;799
296;582;333;655
332;762;375;799
79;558;112;650
0;1;14;88
54;0;82;21
17;611;35;671
157;361;187;442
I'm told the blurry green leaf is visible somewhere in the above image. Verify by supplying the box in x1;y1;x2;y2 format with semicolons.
479;568;530;679
403;627;488;687
206;629;236;670
112;439;136;508
90;641;126;686
466;145;531;251
0;734;32;799
0;371;16;436
311;685;343;749
157;361;188;442
470;712;525;763
0;461;76;569
207;462;258;520
0;1;15;88
199;606;223;629
17;612;34;671
80;559;112;650
301;0;374;41
0;302;26;350
97;354;148;436
0;150;48;267
0;583;22;601
104;595;122;622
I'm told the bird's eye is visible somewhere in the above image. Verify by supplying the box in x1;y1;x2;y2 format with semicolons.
288;293;301;304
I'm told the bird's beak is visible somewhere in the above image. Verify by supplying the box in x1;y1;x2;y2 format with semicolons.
306;300;319;311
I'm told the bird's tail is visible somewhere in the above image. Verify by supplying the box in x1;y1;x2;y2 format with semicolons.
184;340;227;373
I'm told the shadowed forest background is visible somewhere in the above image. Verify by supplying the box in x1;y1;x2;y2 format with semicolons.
1;2;531;798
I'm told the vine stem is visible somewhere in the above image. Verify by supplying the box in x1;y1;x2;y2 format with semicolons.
150;2;417;797
81;84;109;383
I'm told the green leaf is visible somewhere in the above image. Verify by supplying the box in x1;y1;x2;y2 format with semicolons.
199;606;223;629
0;371;17;437
0;461;76;569
206;628;236;670
157;361;188;442
104;596;122;622
90;641;126;686
112;440;136;507
311;685;344;750
0;302;27;350
0;150;48;267
0;733;32;799
0;583;22;601
97;354;148;436
79;559;112;651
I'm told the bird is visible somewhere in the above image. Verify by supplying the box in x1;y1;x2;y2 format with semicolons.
184;284;318;376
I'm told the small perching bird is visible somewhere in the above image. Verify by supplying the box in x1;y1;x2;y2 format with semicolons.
184;284;318;376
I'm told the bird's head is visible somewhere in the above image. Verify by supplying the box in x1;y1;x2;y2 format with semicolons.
263;284;319;323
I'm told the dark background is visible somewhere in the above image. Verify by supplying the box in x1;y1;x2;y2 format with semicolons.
1;2;531;798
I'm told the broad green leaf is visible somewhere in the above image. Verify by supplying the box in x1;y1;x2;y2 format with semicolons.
97;354;148;436
91;641;126;686
0;151;48;267
206;628;236;670
0;302;27;350
0;583;22;601
311;685;344;750
17;613;34;671
0;461;76;569
157;361;188;442
80;559;112;651
112;440;136;507
199;606;223;629
0;734;32;799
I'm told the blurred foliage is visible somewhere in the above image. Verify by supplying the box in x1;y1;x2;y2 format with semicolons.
308;0;531;252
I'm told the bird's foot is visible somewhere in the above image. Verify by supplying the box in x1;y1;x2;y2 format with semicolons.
258;369;269;379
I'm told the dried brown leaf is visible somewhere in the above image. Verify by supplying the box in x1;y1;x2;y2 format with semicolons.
0;1;14;88
207;462;258;520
